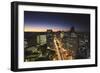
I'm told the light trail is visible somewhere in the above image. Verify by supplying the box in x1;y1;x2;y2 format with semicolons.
53;35;73;60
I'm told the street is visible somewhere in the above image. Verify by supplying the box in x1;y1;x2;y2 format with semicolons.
53;35;73;60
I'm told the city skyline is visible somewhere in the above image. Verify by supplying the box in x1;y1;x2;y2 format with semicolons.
24;11;90;32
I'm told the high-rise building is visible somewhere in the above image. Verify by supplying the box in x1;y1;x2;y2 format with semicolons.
46;29;54;49
37;35;47;45
62;27;79;58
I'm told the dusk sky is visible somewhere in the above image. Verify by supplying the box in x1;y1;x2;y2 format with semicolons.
24;11;90;32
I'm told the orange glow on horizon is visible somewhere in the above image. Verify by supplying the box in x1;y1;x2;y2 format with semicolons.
24;26;69;32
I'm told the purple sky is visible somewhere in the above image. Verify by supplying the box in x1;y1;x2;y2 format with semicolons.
24;11;90;32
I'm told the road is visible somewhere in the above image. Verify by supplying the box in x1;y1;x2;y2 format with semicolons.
53;35;73;60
